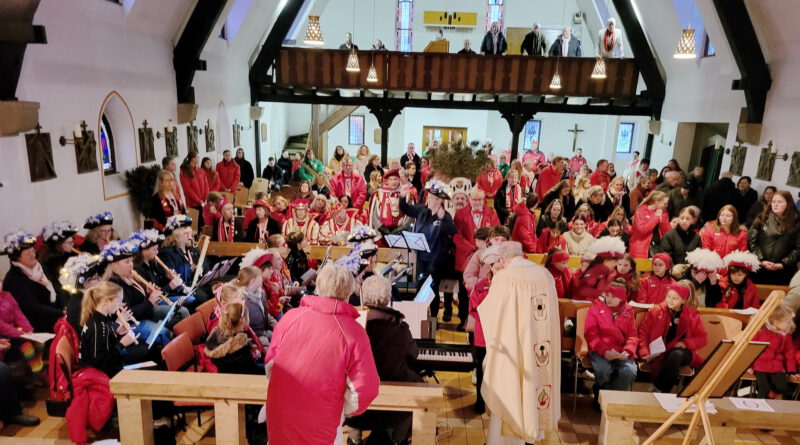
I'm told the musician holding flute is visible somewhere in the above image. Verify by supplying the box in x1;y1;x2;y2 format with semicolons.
158;216;208;286
39;220;80;292
131;229;198;310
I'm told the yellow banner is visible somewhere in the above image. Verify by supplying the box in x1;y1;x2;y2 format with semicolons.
423;11;478;27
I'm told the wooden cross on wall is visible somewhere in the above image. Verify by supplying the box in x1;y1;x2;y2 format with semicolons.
568;124;584;153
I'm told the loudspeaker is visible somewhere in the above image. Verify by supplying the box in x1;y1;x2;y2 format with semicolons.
250;106;264;121
647;120;661;135
373;128;382;144
176;103;198;124
0;101;40;136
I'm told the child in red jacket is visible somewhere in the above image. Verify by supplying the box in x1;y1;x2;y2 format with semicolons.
717;250;761;309
536;221;567;254
750;304;797;399
467;246;501;414
574;236;626;301
613;254;640;303
585;280;638;410
545;249;573;299
638;280;707;393
636;253;675;304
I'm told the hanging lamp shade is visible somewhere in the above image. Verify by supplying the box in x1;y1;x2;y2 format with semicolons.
303;16;324;46
591;57;607;79
366;63;378;83
346;50;361;72
674;28;697;59
549;72;562;90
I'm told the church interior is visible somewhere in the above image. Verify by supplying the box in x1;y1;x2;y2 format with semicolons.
2;0;800;444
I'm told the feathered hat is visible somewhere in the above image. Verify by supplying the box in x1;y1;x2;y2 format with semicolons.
723;250;761;273
164;214;192;235
335;240;379;276
685;248;724;273
100;239;139;263
1;230;37;256
347;225;381;243
241;247;274;269
129;229;165;250
425;178;453;200
84;212;113;229
41;220;79;244
59;253;104;294
587;236;626;259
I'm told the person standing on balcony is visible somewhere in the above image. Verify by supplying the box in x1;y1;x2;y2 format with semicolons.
480;22;507;55
400;143;420;171
549;27;582;57
520;23;547;56
597;17;625;58
339;32;358;50
458;39;476;54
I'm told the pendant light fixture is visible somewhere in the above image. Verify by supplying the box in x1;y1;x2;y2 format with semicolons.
551;0;567;90
674;3;697;59
549;72;562;90
345;0;360;73
366;0;378;83
303;16;324;46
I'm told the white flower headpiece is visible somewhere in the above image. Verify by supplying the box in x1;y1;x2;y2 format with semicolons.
587;236;626;258
84;212;113;229
129;229;165;250
1;229;37;255
723;250;760;273
41;220;79;243
685;248;724;272
425;179;454;200
60;253;104;294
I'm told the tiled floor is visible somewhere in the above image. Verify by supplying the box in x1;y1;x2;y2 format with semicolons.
5;318;800;444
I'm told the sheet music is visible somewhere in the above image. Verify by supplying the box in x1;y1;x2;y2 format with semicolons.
384;234;408;249
629;301;654;309
653;393;717;414
392;301;428;339
123;361;158;371
729;397;774;412
147;304;178;348
20;332;55;344
413;275;435;304
401;231;430;253
731;307;759;315
643;337;666;360
194;258;236;289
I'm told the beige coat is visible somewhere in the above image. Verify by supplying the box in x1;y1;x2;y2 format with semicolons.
564;231;595;257
478;257;561;443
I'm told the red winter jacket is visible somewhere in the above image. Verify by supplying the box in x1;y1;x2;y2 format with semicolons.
636;272;676;304
535;165;562;201
590;169;611;191
752;327;797;373
202;168;222;192
453;204;500;271
180;167;210;208
536;228;566;254
476;168;503;198
699;224;748;259
66;367;114;445
574;263;615;301
637;304;707;373
547;265;573;299
329;172;368;210
717;279;760;309
216;160;241;192
265;295;379;445
629;204;671;258
585;299;638;357
511;203;538;254
48;317;79;404
468;277;491;347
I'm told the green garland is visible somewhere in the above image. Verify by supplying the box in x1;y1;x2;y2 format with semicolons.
427;141;490;182
124;165;161;219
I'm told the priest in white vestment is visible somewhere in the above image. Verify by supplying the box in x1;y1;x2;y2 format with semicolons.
478;241;561;444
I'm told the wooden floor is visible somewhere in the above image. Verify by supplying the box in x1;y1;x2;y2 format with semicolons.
5;316;800;444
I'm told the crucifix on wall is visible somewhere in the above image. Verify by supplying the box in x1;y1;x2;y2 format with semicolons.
567;124;584;153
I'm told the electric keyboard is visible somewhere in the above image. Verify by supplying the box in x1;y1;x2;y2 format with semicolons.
415;340;474;373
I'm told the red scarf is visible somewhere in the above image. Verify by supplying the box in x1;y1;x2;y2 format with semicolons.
604;29;616;52
218;218;235;242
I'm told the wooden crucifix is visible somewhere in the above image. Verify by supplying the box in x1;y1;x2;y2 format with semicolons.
568;124;584;153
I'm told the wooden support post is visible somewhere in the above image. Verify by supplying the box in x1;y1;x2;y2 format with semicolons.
368;106;403;166
117;398;154;445
214;401;247;445
411;409;438;445
598;413;634;445
500;110;535;162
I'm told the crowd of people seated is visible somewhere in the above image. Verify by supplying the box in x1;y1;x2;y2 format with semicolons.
2;135;800;444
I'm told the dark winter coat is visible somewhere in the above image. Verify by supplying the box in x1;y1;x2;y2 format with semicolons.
660;227;701;265
1;265;62;332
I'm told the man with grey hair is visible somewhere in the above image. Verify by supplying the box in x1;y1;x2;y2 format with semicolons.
521;23;547;55
479;241;561;444
458;39;476;54
549;26;582;57
480;21;507;55
655;170;683;194
598;17;625;58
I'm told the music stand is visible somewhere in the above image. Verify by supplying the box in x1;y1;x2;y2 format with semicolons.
385;232;429;293
146;303;178;349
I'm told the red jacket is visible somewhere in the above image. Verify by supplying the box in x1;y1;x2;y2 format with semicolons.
699;225;748;259
266;295;379;445
511;203;538;253
637;304;707;373
203;168;222;192
453;204;500;271
329;172;368;209
203;202;223;228
629;205;671;258
48;317;79;404
180;168;210;208
752;327;796;373
717;279;759;309
547;265;573;299
66;367;114;445
636;272;676;304
468;277;491;347
476;168;503;198
536;228;566;254
585;300;638;357
216;160;241;192
535;165;562;200
574;263;615;301
590;169;611;191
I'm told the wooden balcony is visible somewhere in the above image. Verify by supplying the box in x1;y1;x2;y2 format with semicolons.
276;48;640;98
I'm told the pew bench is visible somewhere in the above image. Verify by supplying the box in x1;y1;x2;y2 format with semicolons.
598;390;800;445
110;370;443;445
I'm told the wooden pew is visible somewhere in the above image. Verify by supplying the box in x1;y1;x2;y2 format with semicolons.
598;390;800;445
757;284;790;302
110;370;443;445
525;254;652;272
203;240;410;263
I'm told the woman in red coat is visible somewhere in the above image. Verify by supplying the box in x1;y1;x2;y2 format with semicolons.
585;281;638;409
201;157;222;192
636;253;675;304
629;191;671;258
511;195;539;254
545;249;573;299
180;152;210;216
573;236;626;301
717;250;761;309
536;221;567;254
637;281;707;393
750;304;797;399
700;205;748;259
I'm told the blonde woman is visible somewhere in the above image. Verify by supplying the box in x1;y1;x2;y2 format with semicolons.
573;176;592;203
629;190;671;258
82;212;118;254
159;216;206;284
354;145;371;178
151;170;185;231
79;281;136;378
367;170;382;197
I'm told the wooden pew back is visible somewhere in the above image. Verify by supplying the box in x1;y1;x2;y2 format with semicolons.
525;254;652;272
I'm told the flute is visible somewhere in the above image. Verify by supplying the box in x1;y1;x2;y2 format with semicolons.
154;256;179;281
130;270;174;306
116;310;139;345
72;248;83;255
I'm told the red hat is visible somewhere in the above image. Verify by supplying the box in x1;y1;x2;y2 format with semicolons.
290;199;310;210
328;201;346;217
383;169;400;179
668;283;691;301
253;198;270;209
604;284;628;302
550;251;570;263
252;252;274;268
653;253;672;269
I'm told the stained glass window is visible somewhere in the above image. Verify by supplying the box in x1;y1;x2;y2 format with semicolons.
349;115;365;146
616;123;635;153
396;0;413;52
100;114;117;175
522;120;542;154
486;0;504;32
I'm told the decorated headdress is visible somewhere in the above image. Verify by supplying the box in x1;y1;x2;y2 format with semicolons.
328;200;346;218
335;240;379;276
253;198;270;210
290;199;310;210
587;236;626;259
685;248;723;273
723;250;760;273
241;247;274;269
383;169;400;180
425;178;454;200
347;226;381;244
129;229;165;250
449;177;472;198
164;214;192;235
1;230;37;256
41;220;79;244
84;212;113;229
59;253;104;294
100;239;139;263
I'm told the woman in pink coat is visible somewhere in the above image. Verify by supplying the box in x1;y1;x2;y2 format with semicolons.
700;204;748;259
265;265;379;444
629;191;671;258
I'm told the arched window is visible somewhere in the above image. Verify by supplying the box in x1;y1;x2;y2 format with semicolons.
486;0;504;31
99;114;117;175
396;0;413;52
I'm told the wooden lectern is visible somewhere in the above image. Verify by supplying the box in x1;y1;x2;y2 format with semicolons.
424;39;449;53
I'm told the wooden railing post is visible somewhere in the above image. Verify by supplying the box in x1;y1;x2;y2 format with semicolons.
411;408;438;444
214;401;247;444
117;397;154;445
